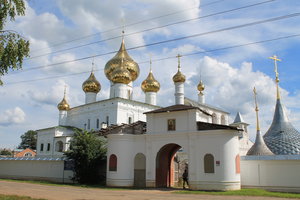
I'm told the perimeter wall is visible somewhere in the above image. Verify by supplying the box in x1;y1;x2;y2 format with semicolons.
0;158;73;183
241;155;300;193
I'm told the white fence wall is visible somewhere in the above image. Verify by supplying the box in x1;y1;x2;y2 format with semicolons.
0;158;73;183
241;155;300;193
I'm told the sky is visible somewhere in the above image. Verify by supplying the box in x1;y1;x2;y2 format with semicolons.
1;0;300;148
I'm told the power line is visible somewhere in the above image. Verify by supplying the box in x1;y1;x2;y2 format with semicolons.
10;12;300;75
30;0;225;53
5;33;300;85
27;0;276;60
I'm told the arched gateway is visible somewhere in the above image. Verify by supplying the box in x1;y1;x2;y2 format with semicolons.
156;143;182;187
106;104;241;190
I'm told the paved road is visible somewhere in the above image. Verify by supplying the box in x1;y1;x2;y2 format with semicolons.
0;180;298;200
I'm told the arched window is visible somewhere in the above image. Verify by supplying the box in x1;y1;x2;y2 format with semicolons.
24;152;32;157
212;113;217;124
204;154;215;173
40;143;44;151
96;119;100;129
109;154;117;171
236;154;241;174
221;115;226;125
106;116;109;125
55;141;63;152
128;117;132;124
87;119;90;129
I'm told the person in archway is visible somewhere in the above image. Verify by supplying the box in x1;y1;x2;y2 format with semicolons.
182;168;189;189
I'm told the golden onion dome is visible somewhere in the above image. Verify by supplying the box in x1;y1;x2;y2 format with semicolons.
197;80;205;94
173;54;186;83
141;69;160;93
111;58;132;84
173;70;186;83
57;95;70;111
104;38;140;82
82;71;101;93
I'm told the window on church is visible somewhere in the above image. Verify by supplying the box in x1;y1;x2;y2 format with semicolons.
106;116;109;125
212;113;217;124
109;154;117;171
236;154;241;174
204;154;215;173
88;119;90;129
96;119;99;129
128;117;132;124
24;152;32;157
128;90;131;100
221;115;226;125
47;143;50;151
40;143;44;152
167;119;176;131
55;141;63;152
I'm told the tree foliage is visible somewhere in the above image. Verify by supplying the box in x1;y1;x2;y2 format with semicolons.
65;129;107;184
18;130;37;150
0;148;12;156
0;0;30;85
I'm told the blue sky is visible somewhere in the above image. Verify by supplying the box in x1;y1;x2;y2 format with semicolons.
1;0;300;148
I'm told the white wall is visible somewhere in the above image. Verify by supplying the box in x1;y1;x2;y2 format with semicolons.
107;128;241;190
0;159;73;183
241;155;300;192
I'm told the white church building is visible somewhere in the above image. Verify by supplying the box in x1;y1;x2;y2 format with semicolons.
34;36;256;190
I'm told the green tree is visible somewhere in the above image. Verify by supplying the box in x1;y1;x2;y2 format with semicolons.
0;148;12;156
18;130;37;150
0;0;30;85
65;129;107;184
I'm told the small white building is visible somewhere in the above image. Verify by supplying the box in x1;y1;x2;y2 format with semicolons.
106;104;242;190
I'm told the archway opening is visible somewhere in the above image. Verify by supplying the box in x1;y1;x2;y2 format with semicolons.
155;143;182;188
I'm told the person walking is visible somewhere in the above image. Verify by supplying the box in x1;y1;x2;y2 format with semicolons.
182;168;189;189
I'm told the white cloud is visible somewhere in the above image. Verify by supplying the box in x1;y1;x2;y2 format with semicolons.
0;107;26;126
27;80;69;106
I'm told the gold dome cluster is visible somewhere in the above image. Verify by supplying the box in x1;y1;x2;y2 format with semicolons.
57;89;70;111
141;69;160;93
82;71;101;93
173;54;186;83
104;38;140;84
197;80;205;94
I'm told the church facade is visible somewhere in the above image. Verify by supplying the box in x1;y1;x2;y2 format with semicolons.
35;36;256;190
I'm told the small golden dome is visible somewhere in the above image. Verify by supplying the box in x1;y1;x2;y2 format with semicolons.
141;69;160;93
173;70;186;83
104;38;140;83
57;96;70;111
111;58;132;84
173;54;186;83
82;71;101;93
197;80;205;94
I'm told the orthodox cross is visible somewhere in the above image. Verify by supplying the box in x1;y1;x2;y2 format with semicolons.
253;87;260;131
268;55;281;99
176;54;182;69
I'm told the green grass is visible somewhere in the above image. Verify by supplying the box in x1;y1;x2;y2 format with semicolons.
175;188;300;198
0;194;45;200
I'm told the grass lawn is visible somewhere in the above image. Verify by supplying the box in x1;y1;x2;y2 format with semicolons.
0;194;45;200
175;188;300;199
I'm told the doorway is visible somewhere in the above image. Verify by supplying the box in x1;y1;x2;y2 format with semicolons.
155;143;182;187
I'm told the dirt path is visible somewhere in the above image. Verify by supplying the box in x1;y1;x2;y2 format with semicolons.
0;180;298;200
